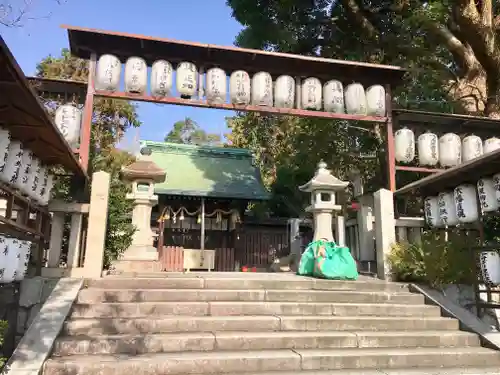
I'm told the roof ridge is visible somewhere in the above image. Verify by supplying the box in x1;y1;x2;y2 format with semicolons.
141;140;253;158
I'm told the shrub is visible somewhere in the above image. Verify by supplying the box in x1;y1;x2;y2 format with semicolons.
388;230;475;288
0;320;7;370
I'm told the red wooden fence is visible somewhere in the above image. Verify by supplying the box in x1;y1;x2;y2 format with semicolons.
159;246;184;272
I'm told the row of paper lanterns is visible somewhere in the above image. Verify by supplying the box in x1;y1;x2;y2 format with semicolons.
0;127;55;206
424;176;500;227
94;54;387;116
425;181;500;286
395;128;499;167
0;235;32;283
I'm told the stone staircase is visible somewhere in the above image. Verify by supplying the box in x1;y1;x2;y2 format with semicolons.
43;273;500;375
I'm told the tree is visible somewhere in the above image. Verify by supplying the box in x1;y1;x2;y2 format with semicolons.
227;0;500;117
1;0;64;28
35;49;140;268
165;117;222;146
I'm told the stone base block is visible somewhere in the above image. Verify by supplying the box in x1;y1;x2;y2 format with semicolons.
121;245;159;261
112;260;163;273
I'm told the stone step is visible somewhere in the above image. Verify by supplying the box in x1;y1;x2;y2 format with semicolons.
88;276;408;292
76;288;423;304
69;301;441;318
62;315;459;336
151;369;500;375
42;347;500;375
52;331;480;356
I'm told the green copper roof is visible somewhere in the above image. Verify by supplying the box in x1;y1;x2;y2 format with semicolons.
140;141;270;200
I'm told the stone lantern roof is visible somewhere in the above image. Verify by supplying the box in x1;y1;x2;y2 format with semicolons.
121;147;166;183
299;161;349;192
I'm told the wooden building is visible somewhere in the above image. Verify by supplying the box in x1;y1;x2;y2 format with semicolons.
142;141;271;270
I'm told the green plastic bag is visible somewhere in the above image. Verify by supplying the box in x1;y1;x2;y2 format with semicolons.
297;239;358;280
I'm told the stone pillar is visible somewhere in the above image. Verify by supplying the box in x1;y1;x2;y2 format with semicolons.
357;194;375;262
289;218;302;259
84;171;111;278
335;214;345;246
374;188;396;280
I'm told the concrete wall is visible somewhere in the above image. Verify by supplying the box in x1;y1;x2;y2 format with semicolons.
0;277;57;358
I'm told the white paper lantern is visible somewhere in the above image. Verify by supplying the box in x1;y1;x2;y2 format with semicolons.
438;192;459;227
484;137;500;154
0;127;11;179
15;148;34;193
274;75;295;108
479;251;500;287
54;104;81;147
206;67;227;105
323;80;344;113
345;83;367;115
96;54;121;91
394;127;415;163
0;140;22;186
176;62;198;98
365;85;386;116
493;173;500;205
151;60;173;97
124;57;147;94
0;237;19;283
462;135;483;162
424;196;440;227
301;77;322;110
439;133;461;167
15;240;31;281
229;70;251;105
477;178;499;213
40;174;54;206
251;72;273;106
25;156;40;199
417;131;439;166
454;184;479;223
34;166;49;204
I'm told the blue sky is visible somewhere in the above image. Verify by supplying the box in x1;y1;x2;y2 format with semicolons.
2;0;243;149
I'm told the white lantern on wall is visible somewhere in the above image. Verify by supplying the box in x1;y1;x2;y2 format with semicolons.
206;67;227;105
15;240;31;281
274;75;295;108
0;237;19;283
40;174;54;206
301;77;322;110
15;148;34;193
251;72;273;106
477;178;499;213
439;133;461;167
484;137;500;154
345;83;367;115
417;131;439;166
480;251;500;287
25;156;40;199
493;173;500;205
176;62;198;98
454;184;479;223
34;166;49;204
96;54;121;91
438;192;459;227
229;70;251;105
151;60;173;97
54;104;81;147
424;196;440;227
462;135;483;162
0;140;22;186
0;127;11;177
323;80;344;113
365;85;386;116
124;57;147;94
394;127;415;163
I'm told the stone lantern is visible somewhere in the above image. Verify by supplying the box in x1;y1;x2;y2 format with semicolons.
299;161;349;243
120;147;166;261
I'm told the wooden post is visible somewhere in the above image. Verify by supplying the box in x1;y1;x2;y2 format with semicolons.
385;84;396;192
79;52;97;172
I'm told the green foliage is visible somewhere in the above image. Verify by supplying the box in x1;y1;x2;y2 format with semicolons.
387;231;475;288
0;320;7;369
165;117;221;146
36;49;141;267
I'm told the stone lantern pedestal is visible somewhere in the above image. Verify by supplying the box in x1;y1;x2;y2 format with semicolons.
299;161;349;243
116;148;166;267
